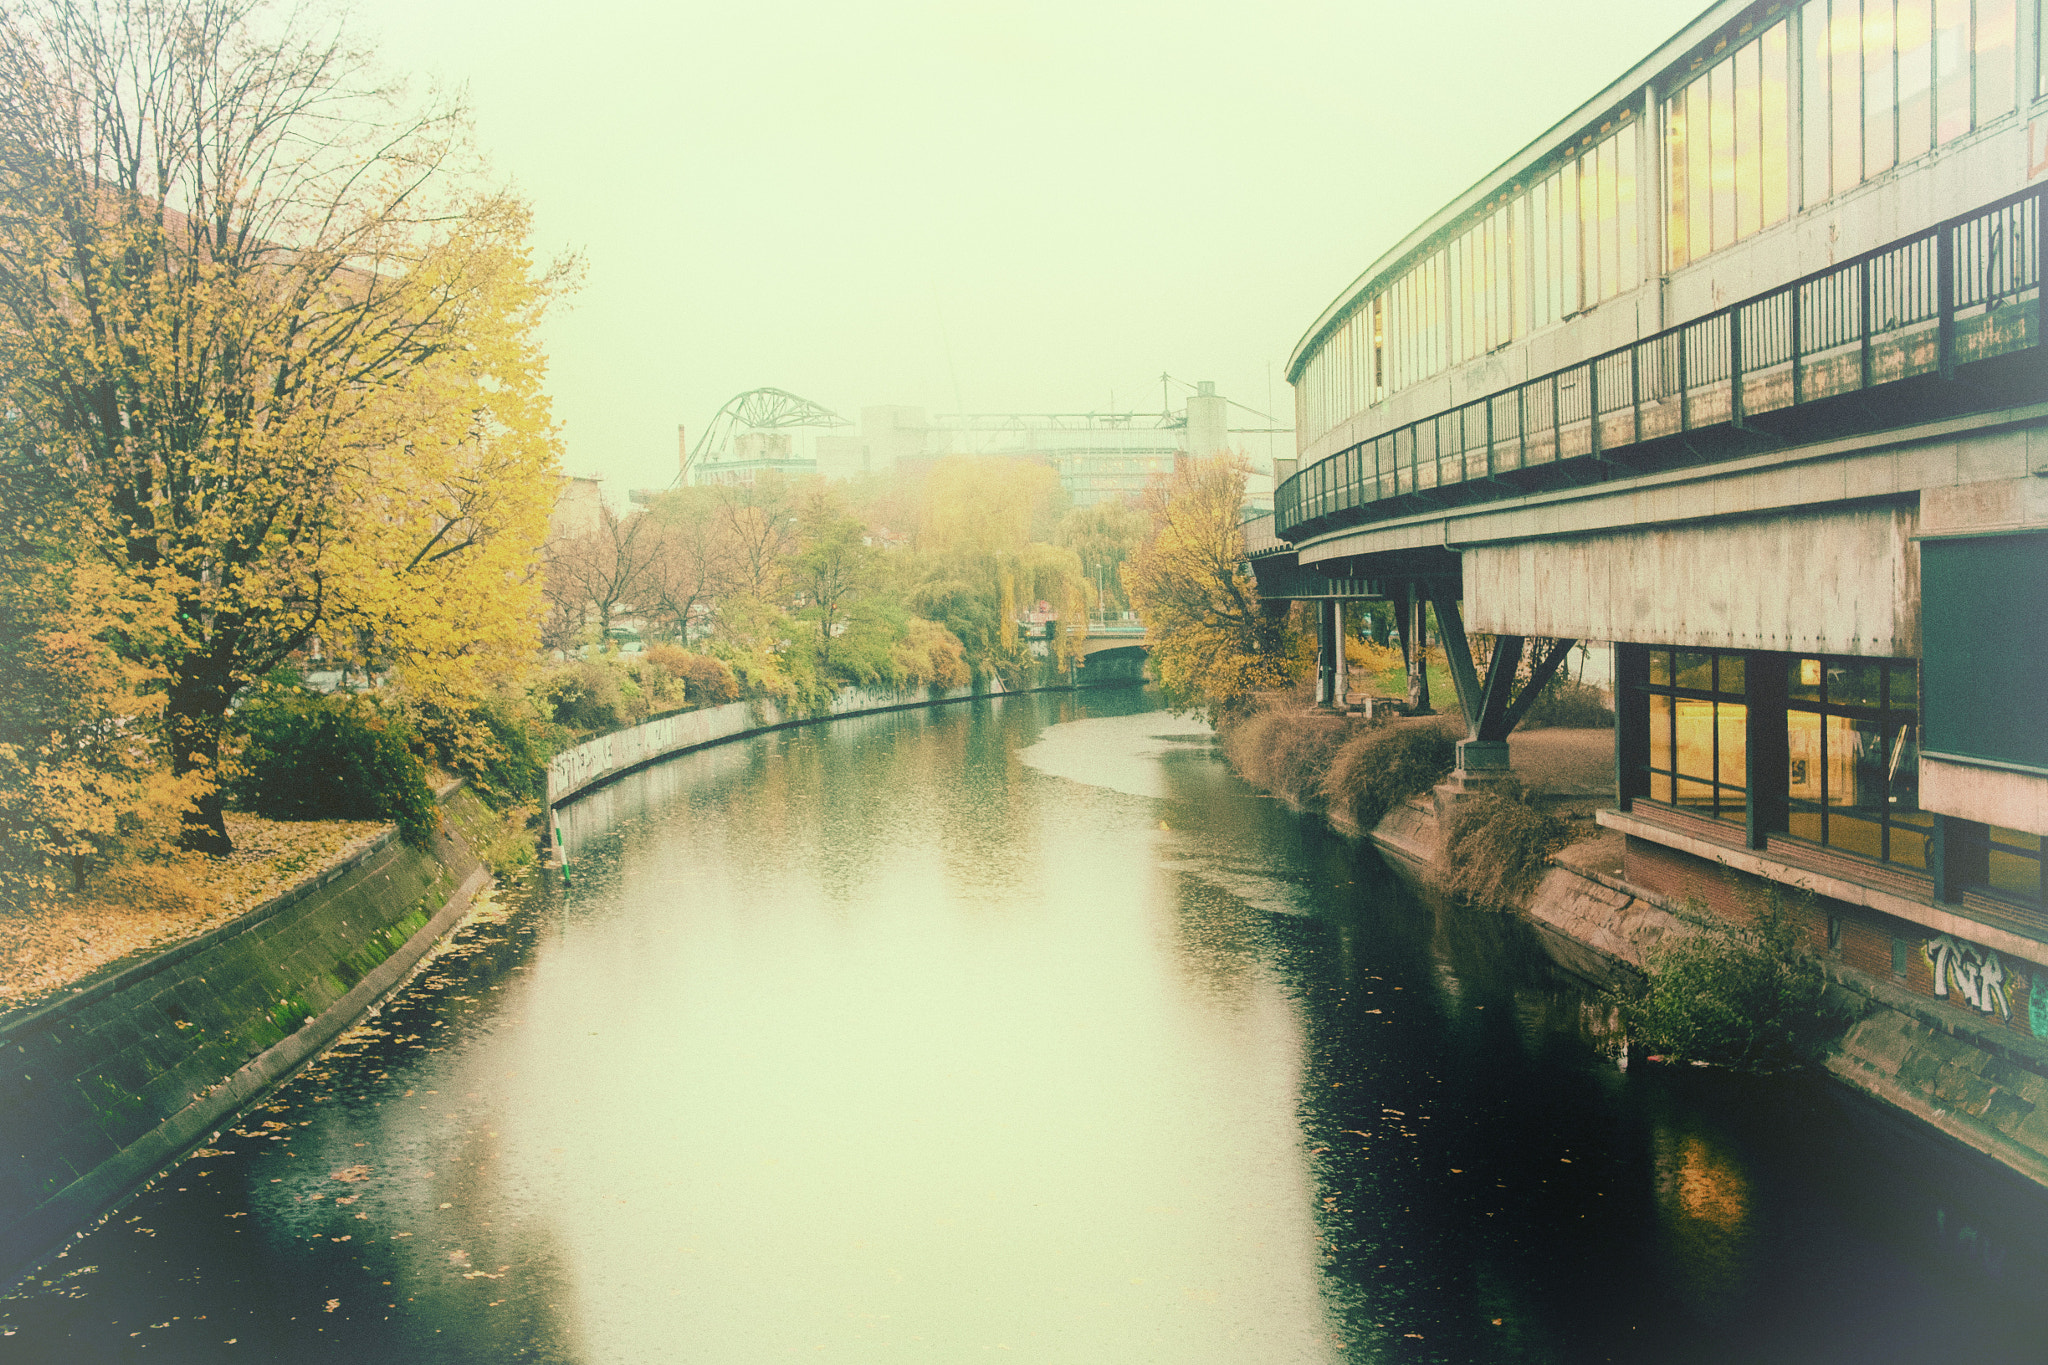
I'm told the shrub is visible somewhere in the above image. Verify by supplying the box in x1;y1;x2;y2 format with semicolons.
646;645;741;706
1441;782;1575;906
1216;706;1358;807
1616;884;1832;1073
410;695;550;810
534;662;626;732
230;693;435;846
1518;679;1614;729
1319;716;1460;830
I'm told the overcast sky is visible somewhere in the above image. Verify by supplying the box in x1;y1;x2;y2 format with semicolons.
347;0;1709;494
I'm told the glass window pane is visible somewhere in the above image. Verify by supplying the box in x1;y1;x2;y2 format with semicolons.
1790;656;1823;702
1988;843;2043;899
1804;0;1834;205
1677;698;1716;780
1617;122;1639;291
1828;810;1887;858
1717;701;1749;789
1762;22;1792;225
1788;806;1826;842
1688;78;1713;260
1676;650;1714;690
1718;653;1747;695
1598;134;1620;301
1667;96;1691;268
1934;0;1970;142
1832;0;1864;192
1975;0;2017;125
1829;659;1882;707
1650;691;1674;774
1889;661;1917;708
1711;59;1738;251
1896;0;1932;160
1864;0;1897;179
1889;810;1933;868
1789;709;1825;800
1736;40;1764;241
1649;648;1672;685
1580;148;1601;304
1677;777;1717;810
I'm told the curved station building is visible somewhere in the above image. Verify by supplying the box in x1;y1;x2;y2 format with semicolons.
1255;2;2048;1027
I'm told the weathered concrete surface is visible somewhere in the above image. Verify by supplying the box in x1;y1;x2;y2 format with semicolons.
1921;755;2048;836
0;787;507;1287
1463;502;1919;656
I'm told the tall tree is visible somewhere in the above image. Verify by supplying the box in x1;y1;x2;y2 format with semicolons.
0;0;567;851
542;502;656;651
641;485;736;645
790;489;875;668
1123;456;1298;719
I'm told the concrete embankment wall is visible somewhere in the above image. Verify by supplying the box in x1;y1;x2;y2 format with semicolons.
546;671;1141;808
0;787;503;1285
1360;790;2048;1187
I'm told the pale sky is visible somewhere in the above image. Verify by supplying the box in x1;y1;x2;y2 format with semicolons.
347;0;1710;494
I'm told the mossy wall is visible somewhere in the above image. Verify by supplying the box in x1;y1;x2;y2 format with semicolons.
0;787;497;1283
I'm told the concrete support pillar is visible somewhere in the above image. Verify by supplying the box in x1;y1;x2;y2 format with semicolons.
1316;600;1338;706
1404;583;1433;715
1332;600;1348;707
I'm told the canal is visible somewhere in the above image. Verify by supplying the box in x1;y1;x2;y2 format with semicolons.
6;687;2048;1362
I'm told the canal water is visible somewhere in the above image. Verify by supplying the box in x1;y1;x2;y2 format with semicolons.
6;687;2048;1363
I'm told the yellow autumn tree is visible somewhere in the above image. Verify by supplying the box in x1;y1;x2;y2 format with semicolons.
0;0;570;853
1123;455;1299;719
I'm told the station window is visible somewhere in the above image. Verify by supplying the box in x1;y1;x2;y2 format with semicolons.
1639;648;1748;824
1946;820;2048;908
1782;656;1930;868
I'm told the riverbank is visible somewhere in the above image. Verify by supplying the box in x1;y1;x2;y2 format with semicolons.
0;786;517;1287
1220;700;2048;1191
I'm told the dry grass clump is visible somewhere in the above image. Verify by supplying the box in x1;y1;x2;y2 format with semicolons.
1440;783;1575;906
0;814;386;1010
1218;705;1359;808
1319;716;1461;830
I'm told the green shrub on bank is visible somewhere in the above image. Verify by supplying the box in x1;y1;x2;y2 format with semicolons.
230;693;435;846
410;695;550;810
1441;782;1574;906
1319;717;1459;830
1616;885;1832;1073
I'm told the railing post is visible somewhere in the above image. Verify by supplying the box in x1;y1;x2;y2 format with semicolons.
2036;188;2047;373
1791;280;1804;404
1860;258;1874;391
1938;220;1956;381
1678;323;1690;431
1629;342;1642;445
1730;304;1745;426
1589;361;1602;460
1485;397;1495;480
1551;373;1563;462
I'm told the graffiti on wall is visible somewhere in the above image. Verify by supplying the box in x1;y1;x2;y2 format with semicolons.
1924;934;2014;1022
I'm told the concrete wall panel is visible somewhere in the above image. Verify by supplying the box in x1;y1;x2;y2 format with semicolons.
1466;504;1920;654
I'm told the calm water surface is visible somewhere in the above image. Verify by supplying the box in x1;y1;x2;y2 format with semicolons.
7;687;2048;1362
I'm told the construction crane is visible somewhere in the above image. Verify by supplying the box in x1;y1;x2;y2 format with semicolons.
672;387;851;488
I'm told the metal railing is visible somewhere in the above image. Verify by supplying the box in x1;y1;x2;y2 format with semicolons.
1276;187;2045;541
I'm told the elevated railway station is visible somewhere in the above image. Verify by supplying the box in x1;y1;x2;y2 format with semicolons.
1256;0;2048;1023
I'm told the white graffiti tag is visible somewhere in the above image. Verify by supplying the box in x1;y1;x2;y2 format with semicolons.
1925;935;2011;1021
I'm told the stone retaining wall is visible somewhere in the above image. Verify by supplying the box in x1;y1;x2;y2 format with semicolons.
0;787;502;1285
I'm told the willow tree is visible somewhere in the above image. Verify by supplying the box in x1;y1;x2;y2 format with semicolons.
0;0;566;852
1123;455;1297;719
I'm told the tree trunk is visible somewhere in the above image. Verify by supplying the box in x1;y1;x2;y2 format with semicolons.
166;666;236;855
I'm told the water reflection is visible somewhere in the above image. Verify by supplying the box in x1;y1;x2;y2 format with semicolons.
6;689;2048;1363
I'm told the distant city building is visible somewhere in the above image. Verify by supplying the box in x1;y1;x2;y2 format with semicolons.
692;430;817;487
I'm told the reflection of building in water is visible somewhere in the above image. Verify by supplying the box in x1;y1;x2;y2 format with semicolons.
1653;1124;1756;1323
1251;0;2048;1051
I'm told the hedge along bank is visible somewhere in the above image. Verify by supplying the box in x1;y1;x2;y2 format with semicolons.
0;785;507;1287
